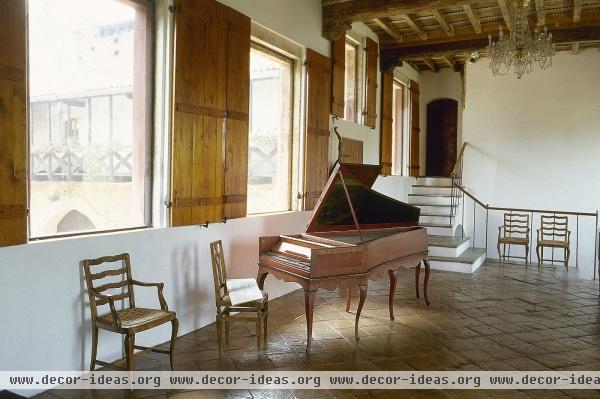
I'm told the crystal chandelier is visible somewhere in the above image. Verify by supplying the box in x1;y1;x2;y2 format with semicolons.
487;0;555;79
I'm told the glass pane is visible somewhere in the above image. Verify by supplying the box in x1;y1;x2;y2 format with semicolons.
28;0;149;237
392;82;404;176
344;42;357;122
247;47;293;214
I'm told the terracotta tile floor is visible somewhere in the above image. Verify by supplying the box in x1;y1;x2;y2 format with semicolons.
36;261;600;399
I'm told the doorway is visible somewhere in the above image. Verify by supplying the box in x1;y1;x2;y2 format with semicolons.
426;98;458;177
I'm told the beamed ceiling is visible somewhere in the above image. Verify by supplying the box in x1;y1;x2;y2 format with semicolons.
321;0;600;72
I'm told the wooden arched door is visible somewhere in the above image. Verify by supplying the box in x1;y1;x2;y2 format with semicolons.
426;99;458;177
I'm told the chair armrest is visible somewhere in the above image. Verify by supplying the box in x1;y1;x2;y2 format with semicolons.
131;280;168;311
91;289;122;328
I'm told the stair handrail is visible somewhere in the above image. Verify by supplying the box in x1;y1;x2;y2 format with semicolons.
450;142;468;218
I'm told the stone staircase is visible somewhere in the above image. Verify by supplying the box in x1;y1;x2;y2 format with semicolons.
408;177;486;273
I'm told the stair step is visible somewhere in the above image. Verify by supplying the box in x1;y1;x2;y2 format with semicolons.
411;203;457;208
421;212;454;217
409;193;455;198
412;184;453;189
430;247;486;264
419;223;453;228
428;235;470;248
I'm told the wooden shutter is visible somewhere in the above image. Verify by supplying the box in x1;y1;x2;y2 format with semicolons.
408;80;420;177
363;38;379;129
170;0;250;226
223;8;250;219
330;37;345;118
303;49;331;211
340;138;363;164
0;0;27;247
380;70;394;176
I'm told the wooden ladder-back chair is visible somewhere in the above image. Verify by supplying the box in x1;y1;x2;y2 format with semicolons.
497;213;530;265
536;215;571;270
210;240;268;349
83;253;178;371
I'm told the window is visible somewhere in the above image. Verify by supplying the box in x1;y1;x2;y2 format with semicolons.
344;39;359;122
28;0;152;238
247;44;294;214
392;80;405;175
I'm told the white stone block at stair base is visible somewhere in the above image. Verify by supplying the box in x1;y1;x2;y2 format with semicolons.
422;224;459;236
429;256;485;273
415;204;457;215
428;239;471;257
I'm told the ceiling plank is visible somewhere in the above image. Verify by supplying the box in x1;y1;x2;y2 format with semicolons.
431;9;454;37
462;4;481;34
574;0;582;22
404;14;428;40
441;55;457;71
323;0;482;22
372;18;403;43
380;23;600;63
423;58;438;72
497;0;512;30
535;0;545;26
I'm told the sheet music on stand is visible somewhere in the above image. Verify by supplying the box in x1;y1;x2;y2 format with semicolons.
226;278;263;306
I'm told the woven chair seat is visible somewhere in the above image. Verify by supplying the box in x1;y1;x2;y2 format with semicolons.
221;290;268;307
537;239;569;248
498;236;529;244
97;307;174;331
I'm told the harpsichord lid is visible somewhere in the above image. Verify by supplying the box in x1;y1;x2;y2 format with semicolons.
305;163;421;233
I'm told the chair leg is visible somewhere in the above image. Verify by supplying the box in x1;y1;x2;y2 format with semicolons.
224;309;230;343
255;316;262;350
216;314;222;351
565;248;570;271
497;242;502;265
263;302;268;343
536;246;542;268
124;334;134;371
90;326;99;371
170;318;179;371
525;244;529;267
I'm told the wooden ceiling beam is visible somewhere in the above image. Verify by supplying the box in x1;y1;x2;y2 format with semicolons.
462;4;481;34
497;0;512;30
380;23;600;64
431;9;454;37
372;18;403;43
441;55;457;71
404;14;428;40
322;0;482;24
423;58;438;72
535;0;546;26
574;0;582;22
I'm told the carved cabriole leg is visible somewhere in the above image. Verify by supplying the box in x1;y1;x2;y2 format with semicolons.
304;289;317;354
415;263;421;299
257;270;268;290
423;260;431;306
354;284;368;341
216;313;222;351
345;287;352;312
169;318;179;371
124;333;134;371
90;325;98;371
388;270;397;321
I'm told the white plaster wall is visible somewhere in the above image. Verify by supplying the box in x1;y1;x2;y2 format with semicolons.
419;69;463;176
462;50;600;278
0;212;309;393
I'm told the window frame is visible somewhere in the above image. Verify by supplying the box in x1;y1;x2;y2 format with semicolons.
392;79;406;176
343;37;360;123
246;40;297;215
26;0;155;241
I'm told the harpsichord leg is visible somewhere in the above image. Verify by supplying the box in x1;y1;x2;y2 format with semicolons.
354;284;368;341
345;286;352;312
423;259;431;306
304;289;317;354
415;263;421;299
256;270;269;290
388;270;397;321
